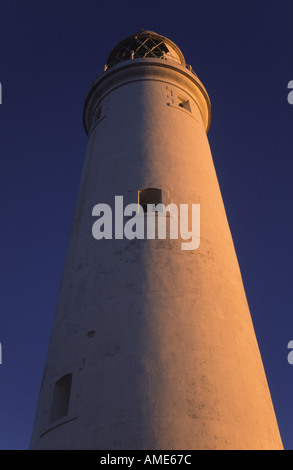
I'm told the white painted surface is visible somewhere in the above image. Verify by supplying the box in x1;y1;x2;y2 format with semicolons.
30;36;283;450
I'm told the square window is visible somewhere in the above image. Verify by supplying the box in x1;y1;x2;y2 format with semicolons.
177;97;191;112
49;373;72;423
138;188;162;213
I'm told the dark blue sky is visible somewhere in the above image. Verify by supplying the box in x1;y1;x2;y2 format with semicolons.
0;0;292;450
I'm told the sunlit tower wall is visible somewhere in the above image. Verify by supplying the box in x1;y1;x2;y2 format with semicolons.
30;31;283;450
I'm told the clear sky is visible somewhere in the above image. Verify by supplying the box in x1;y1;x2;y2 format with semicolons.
0;0;292;450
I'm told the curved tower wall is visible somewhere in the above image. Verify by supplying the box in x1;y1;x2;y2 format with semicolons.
30;34;283;450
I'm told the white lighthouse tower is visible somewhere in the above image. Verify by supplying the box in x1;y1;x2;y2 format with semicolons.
30;31;283;450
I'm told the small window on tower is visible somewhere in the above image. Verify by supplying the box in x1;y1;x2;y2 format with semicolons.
49;373;72;423
138;188;162;213
177;97;191;112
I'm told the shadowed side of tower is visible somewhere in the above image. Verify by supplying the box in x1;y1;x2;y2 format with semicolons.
30;31;283;450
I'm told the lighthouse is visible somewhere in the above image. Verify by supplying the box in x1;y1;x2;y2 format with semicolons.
30;31;283;450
